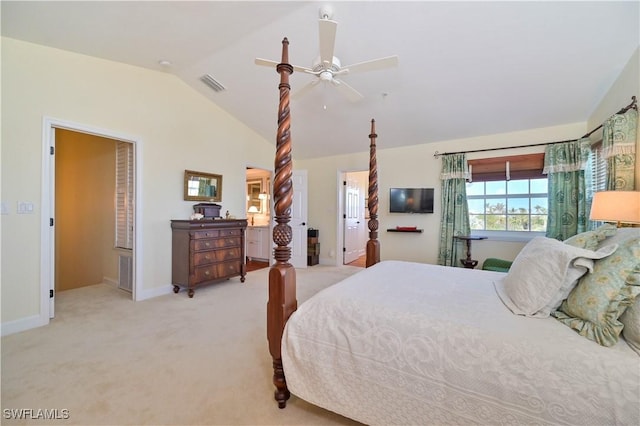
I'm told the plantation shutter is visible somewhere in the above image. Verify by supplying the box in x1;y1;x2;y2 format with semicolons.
116;142;134;249
590;141;607;192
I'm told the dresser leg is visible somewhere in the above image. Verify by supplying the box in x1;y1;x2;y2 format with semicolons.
188;289;194;298
173;285;180;294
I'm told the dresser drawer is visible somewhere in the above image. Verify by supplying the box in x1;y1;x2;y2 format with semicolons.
192;236;241;251
192;260;242;284
191;229;220;239
192;228;241;239
193;247;241;266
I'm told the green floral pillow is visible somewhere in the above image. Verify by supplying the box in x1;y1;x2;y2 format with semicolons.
564;223;617;250
554;236;640;346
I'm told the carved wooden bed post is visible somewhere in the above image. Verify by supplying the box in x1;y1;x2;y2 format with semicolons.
366;119;380;267
267;38;297;409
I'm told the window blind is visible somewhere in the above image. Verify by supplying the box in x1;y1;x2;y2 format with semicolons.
467;153;545;182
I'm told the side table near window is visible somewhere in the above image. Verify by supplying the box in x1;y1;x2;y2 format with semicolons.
453;235;487;269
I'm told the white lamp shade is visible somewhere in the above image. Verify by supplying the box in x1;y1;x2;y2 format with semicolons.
248;205;259;213
590;191;640;224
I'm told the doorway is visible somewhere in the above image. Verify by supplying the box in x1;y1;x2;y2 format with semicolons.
245;167;272;272
342;170;368;266
42;118;140;320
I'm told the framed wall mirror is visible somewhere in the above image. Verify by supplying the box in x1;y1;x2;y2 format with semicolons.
184;170;222;202
247;180;262;213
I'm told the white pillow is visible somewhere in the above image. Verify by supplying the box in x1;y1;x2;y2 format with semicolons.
494;237;617;318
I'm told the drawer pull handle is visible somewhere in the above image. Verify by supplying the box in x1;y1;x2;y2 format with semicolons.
205;255;211;260
204;270;210;276
205;242;210;247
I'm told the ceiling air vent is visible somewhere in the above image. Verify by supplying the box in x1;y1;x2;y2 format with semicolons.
200;74;226;92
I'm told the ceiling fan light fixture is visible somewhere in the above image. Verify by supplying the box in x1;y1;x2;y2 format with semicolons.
319;71;333;82
319;5;334;20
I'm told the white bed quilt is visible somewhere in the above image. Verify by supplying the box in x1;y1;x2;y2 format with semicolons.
282;260;639;425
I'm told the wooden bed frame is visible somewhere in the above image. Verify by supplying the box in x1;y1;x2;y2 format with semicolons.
266;38;381;409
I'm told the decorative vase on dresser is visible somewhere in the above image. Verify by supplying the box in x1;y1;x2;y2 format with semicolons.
171;219;247;298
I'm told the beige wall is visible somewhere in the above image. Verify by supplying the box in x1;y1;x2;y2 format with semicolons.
1;38;274;328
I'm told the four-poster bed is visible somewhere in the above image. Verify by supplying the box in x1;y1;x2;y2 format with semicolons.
266;37;382;410
265;38;639;426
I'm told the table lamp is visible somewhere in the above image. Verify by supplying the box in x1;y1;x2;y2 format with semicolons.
248;205;259;226
590;191;640;227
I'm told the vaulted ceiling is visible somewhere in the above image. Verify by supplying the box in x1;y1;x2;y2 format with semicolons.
2;1;639;159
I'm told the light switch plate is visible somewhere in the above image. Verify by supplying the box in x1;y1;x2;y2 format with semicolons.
17;201;35;214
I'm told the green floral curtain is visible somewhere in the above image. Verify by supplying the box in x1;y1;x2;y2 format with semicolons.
603;109;637;190
543;139;591;240
437;154;470;267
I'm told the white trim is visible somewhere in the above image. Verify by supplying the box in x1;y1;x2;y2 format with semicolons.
336;171;345;267
470;229;543;243
38;117;144;331
136;284;174;301
1;315;48;337
41;120;54;324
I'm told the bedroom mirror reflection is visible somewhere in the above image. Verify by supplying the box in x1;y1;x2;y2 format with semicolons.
184;170;222;202
247;180;263;213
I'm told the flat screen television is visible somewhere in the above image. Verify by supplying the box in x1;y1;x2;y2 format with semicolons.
389;188;434;213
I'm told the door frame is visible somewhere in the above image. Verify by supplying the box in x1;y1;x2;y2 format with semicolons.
290;170;308;269
41;117;143;323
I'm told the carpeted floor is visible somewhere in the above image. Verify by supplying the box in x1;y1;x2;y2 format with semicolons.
1;265;364;425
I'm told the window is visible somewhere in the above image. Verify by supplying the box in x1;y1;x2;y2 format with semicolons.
467;178;548;231
466;153;547;234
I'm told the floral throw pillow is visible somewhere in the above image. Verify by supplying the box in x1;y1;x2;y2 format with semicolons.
620;296;640;355
564;223;617;250
554;236;640;346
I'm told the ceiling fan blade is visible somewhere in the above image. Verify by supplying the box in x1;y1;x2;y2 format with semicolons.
340;55;399;75
254;58;278;68
254;58;312;73
292;78;321;99
331;78;364;103
318;19;338;68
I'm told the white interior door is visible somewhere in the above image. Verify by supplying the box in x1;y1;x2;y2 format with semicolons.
48;128;56;318
290;170;308;268
343;177;361;264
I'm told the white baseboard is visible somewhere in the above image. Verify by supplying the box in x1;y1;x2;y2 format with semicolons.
1;314;48;337
135;284;174;301
319;256;340;266
103;276;118;288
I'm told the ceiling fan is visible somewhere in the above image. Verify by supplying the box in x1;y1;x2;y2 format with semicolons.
255;6;399;102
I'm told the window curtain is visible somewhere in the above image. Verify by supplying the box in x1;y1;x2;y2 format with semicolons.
543;139;591;240
603;108;637;190
437;153;470;267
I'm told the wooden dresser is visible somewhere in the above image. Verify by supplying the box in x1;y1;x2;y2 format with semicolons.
171;219;247;297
